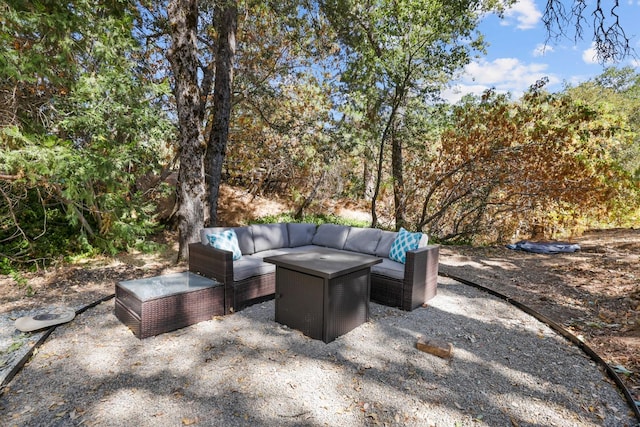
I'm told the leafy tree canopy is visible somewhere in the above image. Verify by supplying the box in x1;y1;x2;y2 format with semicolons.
0;0;172;270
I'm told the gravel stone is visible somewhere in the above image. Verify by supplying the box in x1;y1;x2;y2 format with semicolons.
0;277;637;426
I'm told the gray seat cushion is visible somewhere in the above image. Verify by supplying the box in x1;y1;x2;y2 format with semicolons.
249;248;295;260
285;244;319;253
370;258;405;280
233;255;275;281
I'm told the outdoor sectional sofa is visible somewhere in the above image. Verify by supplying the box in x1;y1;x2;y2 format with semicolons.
188;223;439;314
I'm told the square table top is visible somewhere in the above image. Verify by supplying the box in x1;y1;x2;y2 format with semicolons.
264;247;381;279
117;271;220;302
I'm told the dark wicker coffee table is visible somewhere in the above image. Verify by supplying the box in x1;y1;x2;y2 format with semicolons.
115;272;224;338
264;248;382;343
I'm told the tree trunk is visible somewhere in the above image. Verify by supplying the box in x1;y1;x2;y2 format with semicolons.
370;133;384;229
206;0;237;226
295;169;327;219
370;90;403;229
168;0;205;261
362;158;375;201
391;128;406;230
362;102;380;201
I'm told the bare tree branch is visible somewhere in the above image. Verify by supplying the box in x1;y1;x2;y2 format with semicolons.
543;0;634;63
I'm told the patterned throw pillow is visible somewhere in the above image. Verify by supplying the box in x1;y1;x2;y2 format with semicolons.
388;227;423;264
207;230;242;260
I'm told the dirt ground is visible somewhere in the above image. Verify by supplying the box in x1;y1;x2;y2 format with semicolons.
438;228;640;408
1;186;638;408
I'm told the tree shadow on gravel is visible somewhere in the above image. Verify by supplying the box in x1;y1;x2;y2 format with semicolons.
1;279;634;426
439;235;640;409
439;244;638;331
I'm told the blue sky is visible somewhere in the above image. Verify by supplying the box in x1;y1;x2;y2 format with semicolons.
442;0;640;103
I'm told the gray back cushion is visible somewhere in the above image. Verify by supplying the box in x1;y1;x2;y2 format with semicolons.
251;223;289;252
375;230;398;257
201;226;255;255
233;226;255;255
344;227;381;255
312;224;350;249
287;223;317;247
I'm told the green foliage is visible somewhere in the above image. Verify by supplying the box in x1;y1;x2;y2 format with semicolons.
405;76;639;243
0;132;168;266
224;1;344;206
2;0;639;271
321;0;509;227
565;67;640;182
0;1;173;269
0;1;131;132
254;212;369;228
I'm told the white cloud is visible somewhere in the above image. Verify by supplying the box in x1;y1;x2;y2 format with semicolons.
442;58;560;103
581;42;618;65
582;44;599;64
565;74;592;87
441;84;488;104
504;0;542;30
533;43;554;57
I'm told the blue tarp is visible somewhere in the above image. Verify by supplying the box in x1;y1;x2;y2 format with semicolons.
506;240;581;254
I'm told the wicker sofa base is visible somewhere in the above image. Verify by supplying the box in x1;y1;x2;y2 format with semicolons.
226;273;276;313
219;270;437;313
370;243;440;311
370;273;437;311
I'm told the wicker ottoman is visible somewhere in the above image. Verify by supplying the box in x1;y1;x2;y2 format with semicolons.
115;272;224;338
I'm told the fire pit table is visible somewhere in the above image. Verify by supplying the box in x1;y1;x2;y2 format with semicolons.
264;248;382;343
